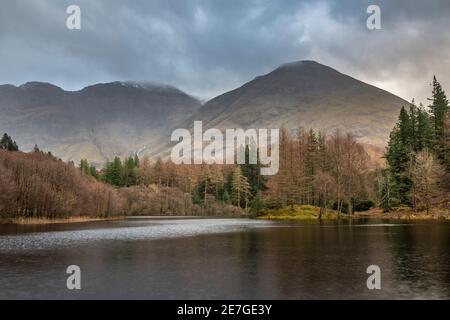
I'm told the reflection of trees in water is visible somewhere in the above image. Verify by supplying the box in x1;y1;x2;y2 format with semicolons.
385;222;450;296
251;220;386;299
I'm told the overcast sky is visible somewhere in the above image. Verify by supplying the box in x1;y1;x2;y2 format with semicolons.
0;0;449;104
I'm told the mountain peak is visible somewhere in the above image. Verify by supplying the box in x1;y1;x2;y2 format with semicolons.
274;60;340;75
79;81;187;96
278;60;320;69
19;82;63;91
195;61;408;148
119;81;185;94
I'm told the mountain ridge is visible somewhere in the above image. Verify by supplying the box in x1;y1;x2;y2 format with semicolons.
0;81;202;165
186;60;408;148
0;61;409;164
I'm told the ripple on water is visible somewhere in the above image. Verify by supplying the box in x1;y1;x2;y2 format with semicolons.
0;219;275;252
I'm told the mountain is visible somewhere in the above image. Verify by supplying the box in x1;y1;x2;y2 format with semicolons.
187;60;408;148
0;61;409;164
0;81;201;165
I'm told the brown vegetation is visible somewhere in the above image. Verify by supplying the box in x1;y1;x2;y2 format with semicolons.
264;128;374;215
0;149;244;221
0;150;123;219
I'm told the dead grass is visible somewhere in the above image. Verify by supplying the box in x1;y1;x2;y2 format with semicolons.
0;216;127;225
258;205;450;220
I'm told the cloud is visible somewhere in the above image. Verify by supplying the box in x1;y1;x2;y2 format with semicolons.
0;0;449;104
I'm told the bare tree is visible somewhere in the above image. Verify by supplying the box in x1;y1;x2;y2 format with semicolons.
409;149;446;213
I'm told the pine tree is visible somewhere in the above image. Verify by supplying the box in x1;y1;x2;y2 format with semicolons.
249;195;265;216
192;187;202;205
123;156;137;187
222;190;231;205
240;145;267;201
409;101;418;151
430;76;449;137
133;154;140;167
103;157;123;187
317;131;329;172
89;165;99;179
303;128;318;204
0;133;18;151
398;106;412;147
416;104;435;151
79;159;90;175
429;76;449;162
385;111;412;204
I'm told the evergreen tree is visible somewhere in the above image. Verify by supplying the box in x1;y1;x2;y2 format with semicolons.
240;145;267;201
123;156;137;187
89;165;99;179
416;104;435;151
398;106;412;147
133;154;140;167
249;195;265;216
385;110;413;204
430;76;449;137
304;128;318;204
222;190;231;205
317;131;329;172
0;133;19;151
429;76;449;161
103;157;124;187
409;101;418;151
385;78;449;209
223;170;233;198
192;187;202;205
79;159;90;175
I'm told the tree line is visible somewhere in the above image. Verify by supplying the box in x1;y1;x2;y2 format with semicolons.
381;76;449;212
264;128;374;217
1;76;448;219
76;152;263;216
0;149;123;219
74;127;374;218
0;128;390;219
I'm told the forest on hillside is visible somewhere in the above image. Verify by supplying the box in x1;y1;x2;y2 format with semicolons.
0;77;448;220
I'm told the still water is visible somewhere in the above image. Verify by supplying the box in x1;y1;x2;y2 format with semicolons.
0;217;448;299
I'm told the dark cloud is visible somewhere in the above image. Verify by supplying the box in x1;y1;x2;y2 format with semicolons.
0;0;449;103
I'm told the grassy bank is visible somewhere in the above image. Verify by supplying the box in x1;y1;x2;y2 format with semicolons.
257;205;340;220
0;216;127;225
356;207;450;220
257;205;450;220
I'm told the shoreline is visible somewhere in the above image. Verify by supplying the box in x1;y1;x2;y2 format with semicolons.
256;206;450;221
0;216;127;225
1;208;449;225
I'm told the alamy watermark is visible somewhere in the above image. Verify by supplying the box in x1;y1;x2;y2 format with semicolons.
366;265;381;290
66;5;81;30
367;5;381;30
171;121;280;175
66;265;81;290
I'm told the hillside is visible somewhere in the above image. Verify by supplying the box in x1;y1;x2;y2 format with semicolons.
0;81;201;165
187;61;408;148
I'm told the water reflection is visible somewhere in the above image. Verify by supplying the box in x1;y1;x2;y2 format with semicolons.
0;218;448;299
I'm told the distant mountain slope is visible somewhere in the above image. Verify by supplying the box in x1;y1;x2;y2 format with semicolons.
188;60;408;148
0;61;409;164
0;81;201;165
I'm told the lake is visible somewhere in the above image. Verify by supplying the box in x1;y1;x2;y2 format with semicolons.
0;217;448;299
